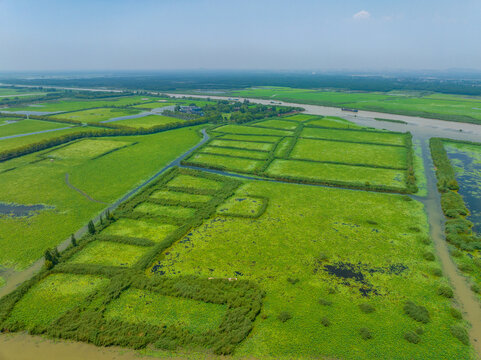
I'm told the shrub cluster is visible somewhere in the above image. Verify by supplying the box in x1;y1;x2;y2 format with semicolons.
403;301;430;323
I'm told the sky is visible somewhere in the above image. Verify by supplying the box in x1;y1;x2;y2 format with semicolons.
1;0;480;71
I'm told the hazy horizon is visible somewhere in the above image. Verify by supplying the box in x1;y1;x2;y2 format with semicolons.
1;0;480;72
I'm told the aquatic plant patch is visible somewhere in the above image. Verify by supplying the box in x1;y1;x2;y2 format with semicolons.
4;273;108;329
101;218;178;243
216;195;268;218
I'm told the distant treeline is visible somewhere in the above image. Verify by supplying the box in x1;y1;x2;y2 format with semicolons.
3;72;481;95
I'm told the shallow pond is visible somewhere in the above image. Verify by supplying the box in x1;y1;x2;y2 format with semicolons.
0;202;52;218
445;143;481;235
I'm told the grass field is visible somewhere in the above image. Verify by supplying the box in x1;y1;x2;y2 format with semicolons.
305;116;364;129
150;190;212;203
301;127;407;146
283;114;318;122
166;173;223;190
104;288;226;333
0;126;92;152
290;138;407;168
113;115;180;128
200;146;269;160
50;107;142;123
131;102;173;109
229;87;481;125
0;126;203;270
214;124;292;136
266;159;406;189
4;273;108;329
210;139;273;151
252;119;298;130
217;133;281;143
45;139;132;160
68;240;148;267
0;119;67;138
217;196;265;217
134;202;196;219
101;218;178;242
186;153;264;173
147;180;469;359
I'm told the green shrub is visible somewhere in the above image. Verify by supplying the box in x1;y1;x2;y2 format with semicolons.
359;303;375;314
458;263;472;273
415;327;424;335
423;252;435;261
471;283;480;294
431;267;443;277
450;325;469;345
319;299;332;306
450;248;463;257
474;258;481;269
88;220;96;234
404;331;421;344
359;328;372;340
287;277;299;285
278;311;292;323
438;285;454;298
420;237;431;245
404;301;430;323
450;307;463;320
321;317;331;327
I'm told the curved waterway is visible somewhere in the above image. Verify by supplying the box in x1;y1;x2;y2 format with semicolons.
1;89;481;358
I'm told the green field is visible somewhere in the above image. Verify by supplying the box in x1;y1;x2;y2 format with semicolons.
186;153;264;173
214;124;292;136
147;180;468;359
104;288;226;333
210;139;273;151
283;114;319;122
4;273;108;329
150;189;212;203
131;102;173;109
291;138;407;168
101;218;178;242
229;87;481;125
217;133;281;143
50;107;142;123
200;146;269;160
252;119;298;130
0;126;202;270
266;159;406;189
113;114;181;128
0;119;68;138
301;127;407;146
134;202;196;219
45;139;132;160
305;116;364;129
166;173;223;190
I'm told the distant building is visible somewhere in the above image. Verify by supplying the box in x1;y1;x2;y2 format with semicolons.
179;105;204;116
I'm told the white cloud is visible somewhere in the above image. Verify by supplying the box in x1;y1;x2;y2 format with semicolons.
353;10;370;20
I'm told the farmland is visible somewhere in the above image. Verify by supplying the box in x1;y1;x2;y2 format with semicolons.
0;90;478;360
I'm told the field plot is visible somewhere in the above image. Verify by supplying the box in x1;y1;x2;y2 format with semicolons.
68;240;148;267
185;153;264;173
210;139;273;151
150;190;212;203
301;127;407;146
113;115;180;128
131;102;173;109
50;107;141;123
101;218;177;243
217;195;267;217
214;124;292;136
134;202;196;219
266;159;406;189
290;138;407;168
217;133;281;143
0;126;202;270
306;116;364;129
252;119;298;130
44;138;132;160
0;119;67;138
283;114;319;122
166;173;223;190
150;180;469;359
104;288;226;333
4;273;108;329
200;146;268;160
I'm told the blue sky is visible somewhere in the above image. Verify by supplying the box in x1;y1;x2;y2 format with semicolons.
1;0;480;71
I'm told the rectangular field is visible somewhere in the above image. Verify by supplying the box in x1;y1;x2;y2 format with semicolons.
266;159;406;188
185;153;264;173
290;138;407;168
134;202;196;219
104;288;226;333
45;139;131;160
217;133;281;143
214;124;292;136
113;115;180;128
301;127;407;146
150;190;212;203
101;218;178;242
50;107;142;123
4;273;108;329
200;146;268;159
165;174;223;190
209;139;273;151
306;116;364;129
0;119;68;137
252;119;298;130
283;114;318;122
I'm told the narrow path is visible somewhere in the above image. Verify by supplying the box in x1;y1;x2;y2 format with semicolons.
0;126;73;140
64;173;109;205
0;128;209;299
